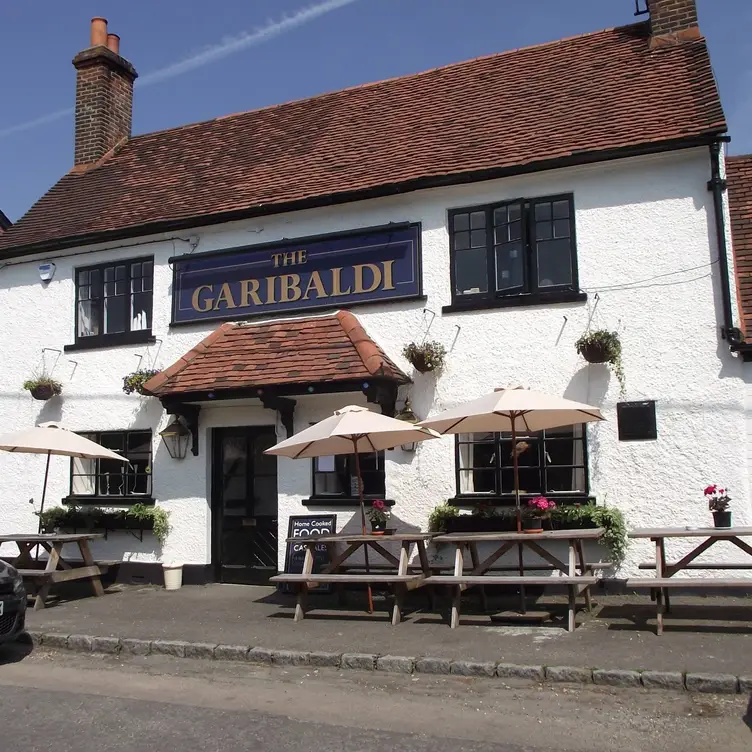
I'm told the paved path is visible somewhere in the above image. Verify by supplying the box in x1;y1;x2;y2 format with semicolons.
26;583;752;675
0;648;748;751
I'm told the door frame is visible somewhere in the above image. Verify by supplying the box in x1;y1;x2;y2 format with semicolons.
210;425;279;584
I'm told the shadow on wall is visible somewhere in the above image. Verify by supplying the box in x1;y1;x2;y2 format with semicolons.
564;365;610;407
35;395;63;424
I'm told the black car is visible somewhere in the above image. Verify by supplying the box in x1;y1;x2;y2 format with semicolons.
0;562;26;643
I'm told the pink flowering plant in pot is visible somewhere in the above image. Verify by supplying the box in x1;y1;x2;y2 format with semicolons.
704;485;732;528
367;499;391;534
524;496;556;533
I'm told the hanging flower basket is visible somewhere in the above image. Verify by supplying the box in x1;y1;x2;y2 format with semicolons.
575;329;625;395
122;369;160;396
23;376;62;401
402;341;447;373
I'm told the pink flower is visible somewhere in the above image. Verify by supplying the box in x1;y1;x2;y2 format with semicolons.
372;500;385;511
704;485;717;496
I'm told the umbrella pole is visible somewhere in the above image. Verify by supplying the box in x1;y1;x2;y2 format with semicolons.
36;451;52;561
352;439;374;615
511;419;526;614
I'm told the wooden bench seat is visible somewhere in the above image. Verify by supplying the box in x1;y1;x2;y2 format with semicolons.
627;577;752;588
638;562;752;570
18;565;101;584
425;575;597;586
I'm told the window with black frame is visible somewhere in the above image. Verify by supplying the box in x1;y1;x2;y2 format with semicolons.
311;452;385;499
74;257;153;347
69;430;152;502
449;194;580;307
455;425;587;499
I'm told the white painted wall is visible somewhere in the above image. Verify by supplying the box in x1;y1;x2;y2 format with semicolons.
0;147;748;577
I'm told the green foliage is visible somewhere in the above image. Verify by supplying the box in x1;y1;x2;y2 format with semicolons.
427;503;459;532
575;329;625;396
551;502;628;565
402;341;447;373
36;503;171;547
122;369;160;396
23;373;62;394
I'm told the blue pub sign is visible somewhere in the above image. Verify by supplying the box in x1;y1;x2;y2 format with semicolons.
171;223;422;324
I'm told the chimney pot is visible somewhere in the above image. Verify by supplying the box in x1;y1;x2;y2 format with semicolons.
90;17;108;47
106;33;120;55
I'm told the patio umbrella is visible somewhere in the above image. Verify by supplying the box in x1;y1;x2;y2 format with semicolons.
265;404;440;612
420;387;604;613
419;387;604;529
0;422;130;532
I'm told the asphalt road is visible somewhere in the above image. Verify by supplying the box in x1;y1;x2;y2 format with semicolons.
0;646;748;751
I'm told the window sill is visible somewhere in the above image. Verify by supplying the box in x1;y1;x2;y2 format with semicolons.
62;496;155;507
305;496;395;508
449;494;594;507
64;331;156;352
442;290;587;314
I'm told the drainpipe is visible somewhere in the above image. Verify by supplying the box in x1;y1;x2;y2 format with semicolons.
708;138;744;347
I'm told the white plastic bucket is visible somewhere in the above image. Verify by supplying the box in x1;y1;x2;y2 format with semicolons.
163;563;183;591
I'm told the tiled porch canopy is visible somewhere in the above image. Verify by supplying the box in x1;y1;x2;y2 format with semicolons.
144;311;410;441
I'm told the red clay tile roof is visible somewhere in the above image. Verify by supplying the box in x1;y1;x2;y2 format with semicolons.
0;22;726;257
144;310;409;397
727;155;752;335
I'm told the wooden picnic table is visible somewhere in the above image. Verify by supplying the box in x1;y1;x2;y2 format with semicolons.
429;528;605;631
627;526;752;634
270;532;435;625
0;533;106;610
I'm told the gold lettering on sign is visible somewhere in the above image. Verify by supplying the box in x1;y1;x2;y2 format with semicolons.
239;279;262;307
280;274;302;302
192;284;214;312
271;253;283;268
272;250;308;267
381;260;396;291
302;270;328;300
298;250;308;264
331;267;351;297
265;276;278;304
213;282;238;310
353;263;382;294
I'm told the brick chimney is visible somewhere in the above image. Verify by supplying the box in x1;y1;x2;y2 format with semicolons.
648;0;701;48
72;18;138;166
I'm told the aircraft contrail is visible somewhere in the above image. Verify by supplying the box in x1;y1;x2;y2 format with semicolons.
0;0;360;139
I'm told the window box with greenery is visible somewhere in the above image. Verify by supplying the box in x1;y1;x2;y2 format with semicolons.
454;426;588;502
308;450;387;505
444;194;586;312
38;503;171;546
66;430;153;505
23;374;62;401
65;257;155;351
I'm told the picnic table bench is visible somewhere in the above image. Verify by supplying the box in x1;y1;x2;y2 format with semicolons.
0;533;106;610
270;532;434;625
430;528;605;631
627;526;752;634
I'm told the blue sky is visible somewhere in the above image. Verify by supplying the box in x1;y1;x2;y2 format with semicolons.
1;0;749;222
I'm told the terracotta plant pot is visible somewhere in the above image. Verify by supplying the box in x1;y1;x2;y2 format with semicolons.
579;341;611;364
30;384;57;401
523;517;544;534
713;510;732;528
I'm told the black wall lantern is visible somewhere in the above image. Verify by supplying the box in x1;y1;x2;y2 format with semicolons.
395;398;419;452
159;417;192;459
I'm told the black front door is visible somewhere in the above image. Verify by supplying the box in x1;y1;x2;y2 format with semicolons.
212;426;278;584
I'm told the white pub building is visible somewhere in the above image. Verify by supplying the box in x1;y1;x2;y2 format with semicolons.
0;0;750;585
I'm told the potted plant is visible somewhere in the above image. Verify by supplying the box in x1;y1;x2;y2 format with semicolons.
122;369;160;396
551;502;628;566
367;499;391;535
402;341;447;373
575;330;625;395
524;496;557;533
23;373;62;401
705;484;731;528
